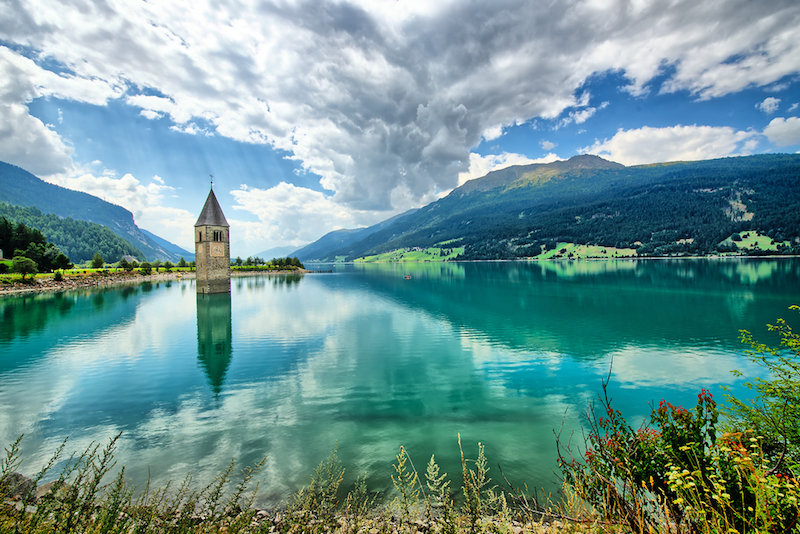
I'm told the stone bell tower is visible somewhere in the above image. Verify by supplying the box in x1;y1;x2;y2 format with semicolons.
195;188;231;294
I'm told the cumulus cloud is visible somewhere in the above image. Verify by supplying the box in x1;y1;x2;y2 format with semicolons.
540;140;556;150
1;0;798;217
756;97;781;114
0;102;74;176
582;125;758;165
229;182;389;249
763;117;800;147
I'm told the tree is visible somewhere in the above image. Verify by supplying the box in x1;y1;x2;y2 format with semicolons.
178;257;187;268
152;259;162;272
119;258;131;271
163;261;174;272
91;252;104;269
139;262;152;275
12;256;37;280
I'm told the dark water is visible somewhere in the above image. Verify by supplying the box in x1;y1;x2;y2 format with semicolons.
0;259;798;506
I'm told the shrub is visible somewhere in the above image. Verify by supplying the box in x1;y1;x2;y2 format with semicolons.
54;270;62;282
139;262;152;275
558;309;800;533
725;306;800;475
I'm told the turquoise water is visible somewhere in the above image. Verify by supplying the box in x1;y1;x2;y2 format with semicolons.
0;259;798;506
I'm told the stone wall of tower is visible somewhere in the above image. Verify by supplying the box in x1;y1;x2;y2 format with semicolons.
195;225;231;294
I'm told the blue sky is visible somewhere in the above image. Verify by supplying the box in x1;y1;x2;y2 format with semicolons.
1;0;799;256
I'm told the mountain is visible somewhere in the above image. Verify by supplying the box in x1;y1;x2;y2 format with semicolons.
139;228;194;261
294;208;418;262
301;154;800;260
0;161;189;262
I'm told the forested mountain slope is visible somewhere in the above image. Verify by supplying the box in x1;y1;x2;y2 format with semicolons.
306;154;800;260
0;161;191;262
0;204;145;263
293;209;417;262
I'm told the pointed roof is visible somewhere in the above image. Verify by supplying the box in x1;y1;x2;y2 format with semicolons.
195;188;229;227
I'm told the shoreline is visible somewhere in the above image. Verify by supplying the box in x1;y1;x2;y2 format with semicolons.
0;269;307;297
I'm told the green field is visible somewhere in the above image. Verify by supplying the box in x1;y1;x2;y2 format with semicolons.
720;231;790;252
533;242;638;260
354;246;465;263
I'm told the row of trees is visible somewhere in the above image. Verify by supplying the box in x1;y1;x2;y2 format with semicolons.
232;256;304;268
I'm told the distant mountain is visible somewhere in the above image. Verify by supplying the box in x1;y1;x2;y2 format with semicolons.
0;161;189;262
140;228;194;261
300;154;800;260
294;209;418;262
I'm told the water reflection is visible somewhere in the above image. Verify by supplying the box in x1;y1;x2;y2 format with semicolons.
0;260;797;509
196;292;233;395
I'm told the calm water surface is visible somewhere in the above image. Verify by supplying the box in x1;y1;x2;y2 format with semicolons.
1;259;798;506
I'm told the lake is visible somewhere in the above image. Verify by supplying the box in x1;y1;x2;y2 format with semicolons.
1;258;798;507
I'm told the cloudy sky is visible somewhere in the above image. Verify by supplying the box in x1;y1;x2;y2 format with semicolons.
2;0;799;255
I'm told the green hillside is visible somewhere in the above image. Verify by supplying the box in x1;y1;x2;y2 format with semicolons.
309;154;800;261
0;204;146;263
0;161;192;262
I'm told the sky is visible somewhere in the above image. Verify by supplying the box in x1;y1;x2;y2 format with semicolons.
1;0;799;257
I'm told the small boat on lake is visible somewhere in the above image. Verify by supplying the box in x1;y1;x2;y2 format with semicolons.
404;274;411;280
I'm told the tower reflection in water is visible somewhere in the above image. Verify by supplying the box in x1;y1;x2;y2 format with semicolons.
196;292;232;396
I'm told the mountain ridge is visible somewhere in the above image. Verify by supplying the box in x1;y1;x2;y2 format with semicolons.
0;161;192;262
298;153;800;261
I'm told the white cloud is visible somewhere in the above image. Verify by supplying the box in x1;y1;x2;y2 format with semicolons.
169;123;212;136
582;125;758;165
229;182;390;250
557;101;609;129
139;109;163;120
763;117;800;147
0;102;75;176
540;140;556;150
456;152;561;187
482;125;504;141
756;97;781;114
789;103;799;112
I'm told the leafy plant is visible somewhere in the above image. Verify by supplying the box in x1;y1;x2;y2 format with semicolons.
726;305;800;476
